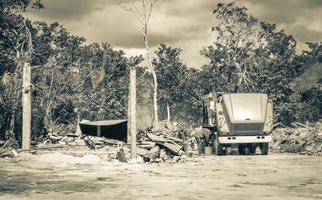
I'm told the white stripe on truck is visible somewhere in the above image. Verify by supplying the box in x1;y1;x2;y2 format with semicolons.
218;135;272;144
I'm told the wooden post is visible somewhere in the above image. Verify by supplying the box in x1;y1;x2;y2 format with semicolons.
22;62;31;150
129;65;137;159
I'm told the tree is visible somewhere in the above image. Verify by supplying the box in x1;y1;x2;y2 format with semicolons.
0;0;42;140
202;3;302;125
153;44;187;121
119;0;160;124
292;42;322;122
153;44;204;126
201;3;267;92
30;21;143;137
0;0;43;12
31;22;85;133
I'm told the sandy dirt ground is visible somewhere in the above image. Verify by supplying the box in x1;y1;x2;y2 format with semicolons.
0;153;322;200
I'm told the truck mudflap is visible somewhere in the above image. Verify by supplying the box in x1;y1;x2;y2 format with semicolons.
218;135;271;144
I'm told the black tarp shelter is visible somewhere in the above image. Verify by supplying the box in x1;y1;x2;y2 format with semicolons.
79;120;128;142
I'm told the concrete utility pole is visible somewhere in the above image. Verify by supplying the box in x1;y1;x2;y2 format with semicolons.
22;62;31;150
129;65;137;159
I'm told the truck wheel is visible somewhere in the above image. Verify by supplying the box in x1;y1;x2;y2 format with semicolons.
261;143;269;155
250;146;257;154
238;145;245;155
226;147;232;155
244;147;250;155
214;139;223;155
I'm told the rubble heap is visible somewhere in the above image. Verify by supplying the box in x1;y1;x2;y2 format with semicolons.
135;121;194;162
0;135;19;158
0;121;199;162
271;120;322;156
85;121;197;163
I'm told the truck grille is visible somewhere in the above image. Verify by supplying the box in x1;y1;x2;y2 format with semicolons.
234;124;261;131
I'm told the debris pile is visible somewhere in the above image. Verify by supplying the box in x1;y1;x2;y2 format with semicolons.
0;121;203;163
0;133;19;158
40;124;80;145
135;121;197;163
83;121;198;163
271;121;322;156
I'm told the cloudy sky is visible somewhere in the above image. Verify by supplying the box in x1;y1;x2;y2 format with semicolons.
25;0;322;68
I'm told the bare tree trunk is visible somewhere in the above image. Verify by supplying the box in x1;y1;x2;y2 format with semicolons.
129;66;137;159
9;110;16;134
143;26;158;124
22;62;31;150
8;92;19;134
167;102;170;124
152;69;158;123
44;68;55;133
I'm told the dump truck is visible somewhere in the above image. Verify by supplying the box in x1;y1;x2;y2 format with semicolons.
202;92;273;155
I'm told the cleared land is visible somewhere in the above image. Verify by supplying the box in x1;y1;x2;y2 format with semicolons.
0;153;322;200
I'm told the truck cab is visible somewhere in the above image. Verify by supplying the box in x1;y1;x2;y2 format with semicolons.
202;92;273;155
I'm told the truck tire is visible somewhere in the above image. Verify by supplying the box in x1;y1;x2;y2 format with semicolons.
244;147;250;155
226;147;232;155
250;146;257;154
238;145;245;155
214;139;223;156
261;143;269;155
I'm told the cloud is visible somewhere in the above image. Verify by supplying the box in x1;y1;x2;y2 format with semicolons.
239;0;322;23
238;0;322;43
289;24;322;42
27;0;113;21
24;0;322;67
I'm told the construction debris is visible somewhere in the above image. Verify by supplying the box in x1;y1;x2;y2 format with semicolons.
271;120;322;156
0;133;19;158
135;121;190;162
116;148;127;162
3;119;321;162
157;142;182;155
79;120;197;163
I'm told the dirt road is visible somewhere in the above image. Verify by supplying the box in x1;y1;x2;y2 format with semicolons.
0;153;321;200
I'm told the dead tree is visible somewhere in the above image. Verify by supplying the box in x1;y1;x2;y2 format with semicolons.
119;0;159;124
